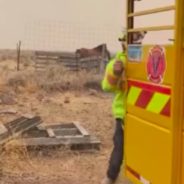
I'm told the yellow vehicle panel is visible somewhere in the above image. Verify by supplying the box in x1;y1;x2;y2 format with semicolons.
125;0;184;183
125;114;172;184
182;132;184;184
127;45;174;85
125;45;173;183
127;104;172;130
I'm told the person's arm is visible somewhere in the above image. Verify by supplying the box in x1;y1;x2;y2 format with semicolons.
102;59;124;92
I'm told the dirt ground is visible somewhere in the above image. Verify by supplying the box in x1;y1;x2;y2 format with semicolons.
0;59;131;184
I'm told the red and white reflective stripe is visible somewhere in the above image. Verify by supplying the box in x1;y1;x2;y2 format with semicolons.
126;166;151;184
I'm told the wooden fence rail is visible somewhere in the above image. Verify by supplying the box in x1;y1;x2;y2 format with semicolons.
34;50;108;73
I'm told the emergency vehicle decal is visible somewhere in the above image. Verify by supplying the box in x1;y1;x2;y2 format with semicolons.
126;166;151;184
127;80;171;117
147;45;166;84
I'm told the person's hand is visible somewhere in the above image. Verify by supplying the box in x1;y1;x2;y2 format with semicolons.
113;60;124;76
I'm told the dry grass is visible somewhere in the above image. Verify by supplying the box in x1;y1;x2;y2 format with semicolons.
0;59;133;184
5;65;102;94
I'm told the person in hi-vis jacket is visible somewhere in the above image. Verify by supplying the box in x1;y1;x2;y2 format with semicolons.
101;34;127;184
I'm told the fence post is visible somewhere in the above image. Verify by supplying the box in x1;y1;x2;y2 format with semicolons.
75;52;80;76
17;41;21;71
99;44;106;75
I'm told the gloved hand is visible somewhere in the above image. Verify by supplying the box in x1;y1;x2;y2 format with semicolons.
113;60;124;77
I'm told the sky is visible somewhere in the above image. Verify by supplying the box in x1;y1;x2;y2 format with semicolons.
0;0;175;51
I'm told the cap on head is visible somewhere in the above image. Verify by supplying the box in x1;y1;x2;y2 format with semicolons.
118;34;127;42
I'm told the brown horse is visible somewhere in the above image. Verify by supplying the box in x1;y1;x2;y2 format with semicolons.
75;44;111;60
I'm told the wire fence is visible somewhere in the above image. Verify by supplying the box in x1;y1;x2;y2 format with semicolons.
22;20;122;53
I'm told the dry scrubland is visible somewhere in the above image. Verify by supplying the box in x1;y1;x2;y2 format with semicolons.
0;55;131;184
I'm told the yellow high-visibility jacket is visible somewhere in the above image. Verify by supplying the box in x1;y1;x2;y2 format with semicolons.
102;52;126;119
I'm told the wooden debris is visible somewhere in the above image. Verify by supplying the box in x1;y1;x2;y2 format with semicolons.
0;109;17;115
0;116;42;145
21;113;36;119
73;122;89;137
18;122;100;151
0;124;8;135
47;128;55;138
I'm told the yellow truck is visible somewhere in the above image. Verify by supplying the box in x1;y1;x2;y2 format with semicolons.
124;0;184;183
